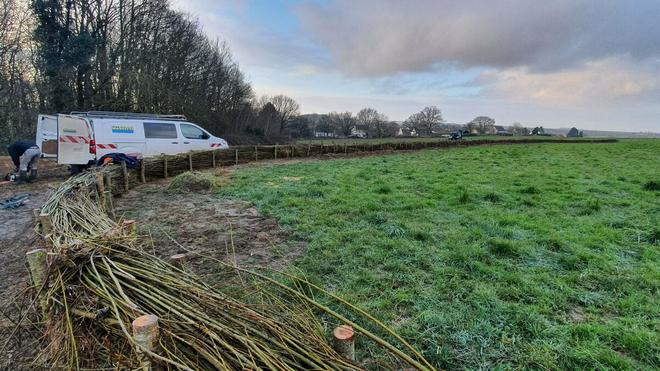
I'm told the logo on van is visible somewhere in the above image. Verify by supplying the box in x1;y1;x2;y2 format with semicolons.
112;125;134;134
63;128;77;134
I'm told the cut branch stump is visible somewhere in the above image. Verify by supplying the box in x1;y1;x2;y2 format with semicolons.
132;314;159;370
333;325;356;361
26;249;49;314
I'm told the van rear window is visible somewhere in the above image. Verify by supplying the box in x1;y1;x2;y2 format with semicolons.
144;122;177;139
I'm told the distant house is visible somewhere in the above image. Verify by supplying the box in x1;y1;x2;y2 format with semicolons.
313;131;335;138
396;127;417;137
349;126;367;138
494;125;511;136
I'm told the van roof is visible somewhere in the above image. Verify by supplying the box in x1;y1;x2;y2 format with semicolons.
70;111;187;121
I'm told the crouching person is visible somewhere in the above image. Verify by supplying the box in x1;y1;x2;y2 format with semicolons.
7;140;41;183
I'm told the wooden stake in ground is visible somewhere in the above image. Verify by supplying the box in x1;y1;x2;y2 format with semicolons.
99;172;107;211
121;161;129;192
333;325;356;361
39;212;52;235
163;155;168;178
140;160;146;183
122;220;137;236
235;149;239;165
188;152;193;171
132;314;159;370
26;249;49;314
212;150;216;168
254;145;258;161
96;172;105;196
169;254;187;270
274;144;278;159
103;173;115;219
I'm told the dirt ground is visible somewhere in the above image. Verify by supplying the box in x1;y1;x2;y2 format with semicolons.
0;157;69;369
113;168;305;273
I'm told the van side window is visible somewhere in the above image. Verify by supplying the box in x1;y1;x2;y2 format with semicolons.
144;122;177;139
180;124;209;140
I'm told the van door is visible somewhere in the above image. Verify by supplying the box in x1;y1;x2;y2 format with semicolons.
143;122;181;156
179;123;212;152
36;114;58;158
57;114;94;165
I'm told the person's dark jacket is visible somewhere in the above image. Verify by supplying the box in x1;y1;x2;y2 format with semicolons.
7;140;36;168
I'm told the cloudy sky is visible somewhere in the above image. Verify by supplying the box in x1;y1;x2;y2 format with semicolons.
172;0;660;132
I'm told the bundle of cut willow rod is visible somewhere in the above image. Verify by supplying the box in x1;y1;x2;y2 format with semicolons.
38;171;434;370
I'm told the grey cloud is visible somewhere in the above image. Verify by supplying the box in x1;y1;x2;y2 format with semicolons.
297;0;660;76
173;0;330;70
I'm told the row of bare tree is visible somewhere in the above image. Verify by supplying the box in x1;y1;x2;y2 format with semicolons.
0;0;35;148
1;0;307;148
290;106;522;139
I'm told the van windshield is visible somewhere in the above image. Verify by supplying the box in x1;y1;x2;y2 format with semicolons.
181;124;209;140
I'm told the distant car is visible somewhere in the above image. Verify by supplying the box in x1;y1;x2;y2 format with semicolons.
36;111;229;173
449;132;464;140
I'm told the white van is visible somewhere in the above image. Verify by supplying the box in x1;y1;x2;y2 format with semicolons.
36;111;229;171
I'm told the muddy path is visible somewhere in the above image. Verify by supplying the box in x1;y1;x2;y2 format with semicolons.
0;179;66;368
113;168;305;275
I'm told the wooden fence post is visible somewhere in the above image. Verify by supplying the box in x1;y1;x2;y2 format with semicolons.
307;143;311;157
140;160;146;183
122;220;137;236
96;172;106;206
188;152;193;171
132;314;159;370
274;144;278;159
121;161;129;192
103;173;115;219
235;149;239;165
212;150;216;168
163;155;168;178
169;254;187;269
254;145;258;161
26;249;49;314
333;325;356;361
39;213;52;235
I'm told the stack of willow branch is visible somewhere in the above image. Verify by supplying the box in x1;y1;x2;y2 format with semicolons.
38;171;434;370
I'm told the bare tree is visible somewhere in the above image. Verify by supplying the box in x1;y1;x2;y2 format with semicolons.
405;106;444;136
356;107;388;138
270;94;300;134
28;0;254;140
467;116;496;134
328;111;356;137
314;114;335;137
0;0;36;148
509;122;528;135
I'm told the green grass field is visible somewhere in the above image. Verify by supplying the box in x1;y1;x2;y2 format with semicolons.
220;140;659;369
